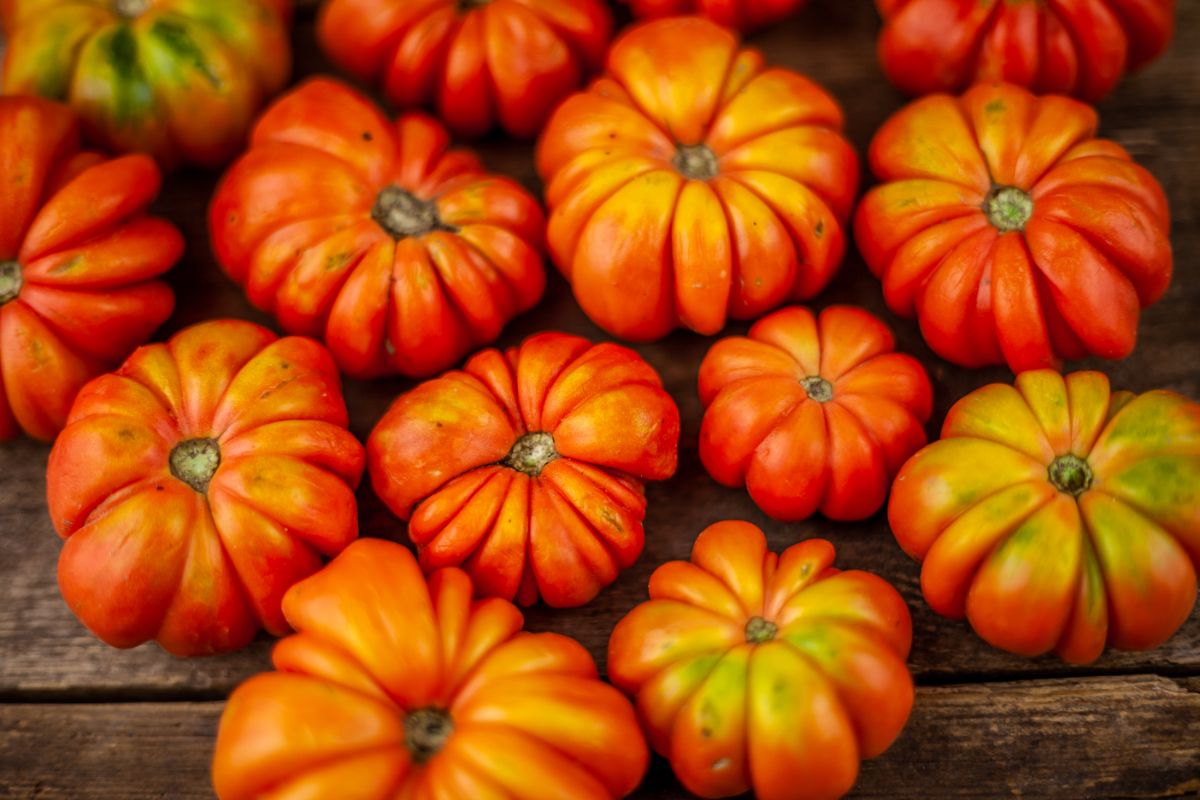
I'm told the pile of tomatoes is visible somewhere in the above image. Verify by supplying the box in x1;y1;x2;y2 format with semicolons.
0;1;1194;799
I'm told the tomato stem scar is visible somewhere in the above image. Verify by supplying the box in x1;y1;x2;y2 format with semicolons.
404;708;454;763
1048;454;1093;496
745;616;778;644
504;432;558;477
169;438;221;493
802;376;834;403
372;186;456;239
673;144;719;181
0;261;22;305
984;185;1034;232
113;0;150;18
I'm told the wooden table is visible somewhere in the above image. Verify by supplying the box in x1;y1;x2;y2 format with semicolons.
3;2;1200;798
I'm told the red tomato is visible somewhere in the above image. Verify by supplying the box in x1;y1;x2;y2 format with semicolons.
700;305;933;521
609;521;914;800
855;82;1171;372
0;95;178;441
367;332;680;607
47;319;365;656
622;0;808;31
213;539;649;800
876;0;1175;101
210;78;546;379
537;17;859;341
317;0;613;138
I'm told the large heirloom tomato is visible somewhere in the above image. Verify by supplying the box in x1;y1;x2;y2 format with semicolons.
47;319;365;657
210;79;545;379
537;17;858;341
855;82;1171;373
213;539;649;800
368;332;680;607
318;0;612;139
0;96;178;442
622;0;807;31
609;521;914;800
890;370;1200;664
2;0;292;168
699;305;932;522
876;0;1175;102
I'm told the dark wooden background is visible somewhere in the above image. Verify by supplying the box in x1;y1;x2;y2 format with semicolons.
2;2;1199;798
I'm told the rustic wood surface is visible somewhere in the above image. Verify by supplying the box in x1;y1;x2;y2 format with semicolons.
2;1;1199;797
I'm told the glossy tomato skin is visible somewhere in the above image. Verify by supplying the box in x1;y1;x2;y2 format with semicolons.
855;82;1171;373
0;96;179;442
213;538;649;800
623;0;807;31
318;0;612;139
2;0;292;168
537;17;858;342
890;370;1200;664
876;0;1175;102
700;306;932;522
609;521;914;800
210;78;546;380
46;319;365;657
368;332;680;608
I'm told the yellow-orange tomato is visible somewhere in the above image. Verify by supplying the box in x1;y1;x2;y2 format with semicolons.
537;16;858;341
213;538;649;800
609;521;914;800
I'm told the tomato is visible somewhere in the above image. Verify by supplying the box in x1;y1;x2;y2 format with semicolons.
2;0;292;168
0;96;178;442
537;17;858;341
210;79;546;380
699;305;932;522
609;521;914;800
212;538;649;800
46;319;365;657
890;370;1200;664
317;0;612;139
367;332;680;607
622;0;807;31
854;82;1171;373
876;0;1175;101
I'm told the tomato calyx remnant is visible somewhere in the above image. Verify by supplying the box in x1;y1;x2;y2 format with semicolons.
404;708;454;764
984;185;1033;232
504;432;558;477
801;376;834;403
113;0;150;18
169;438;221;494
372;186;456;240
673;144;719;181
1048;454;1093;497
0;261;22;306
745;616;777;644
456;0;492;10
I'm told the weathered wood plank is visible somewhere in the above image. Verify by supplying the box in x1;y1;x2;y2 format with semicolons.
2;676;1197;799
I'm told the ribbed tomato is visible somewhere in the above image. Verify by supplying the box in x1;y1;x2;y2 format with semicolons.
537;16;858;341
622;0;807;31
213;539;649;800
2;0;292;167
876;0;1175;101
367;332;680;607
609;521;914;800
890;370;1200;663
855;81;1171;373
0;96;178;442
47;319;364;657
210;78;546;379
318;0;612;138
699;305;932;522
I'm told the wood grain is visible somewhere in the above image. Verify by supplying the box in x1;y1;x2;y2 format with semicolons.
3;676;1197;799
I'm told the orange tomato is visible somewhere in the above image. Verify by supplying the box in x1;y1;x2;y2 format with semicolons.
2;0;292;168
318;0;612;138
622;0;808;31
210;78;546;379
855;81;1171;372
876;0;1175;101
699;305;932;521
213;538;649;800
537;16;858;341
609;521;914;800
368;332;680;607
890;370;1200;663
0;95;178;441
47;319;365;656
